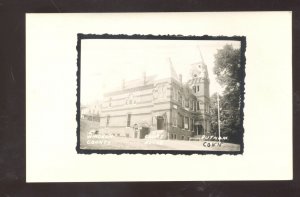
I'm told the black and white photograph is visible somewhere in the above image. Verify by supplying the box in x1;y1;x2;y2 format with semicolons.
25;12;292;182
1;0;297;195
77;34;245;154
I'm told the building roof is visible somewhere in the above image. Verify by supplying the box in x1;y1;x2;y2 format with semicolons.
107;60;180;93
123;75;156;89
187;61;210;85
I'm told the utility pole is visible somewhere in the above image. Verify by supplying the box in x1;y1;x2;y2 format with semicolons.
217;93;221;142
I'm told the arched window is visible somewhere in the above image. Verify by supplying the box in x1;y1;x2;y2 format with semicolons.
126;94;135;105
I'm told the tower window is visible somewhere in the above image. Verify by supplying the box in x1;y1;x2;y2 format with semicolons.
197;86;199;92
178;92;182;103
197;101;200;111
185;99;189;108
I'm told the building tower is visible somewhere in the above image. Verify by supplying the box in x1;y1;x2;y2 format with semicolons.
188;60;211;135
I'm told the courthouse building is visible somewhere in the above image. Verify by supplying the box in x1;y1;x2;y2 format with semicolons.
83;60;211;140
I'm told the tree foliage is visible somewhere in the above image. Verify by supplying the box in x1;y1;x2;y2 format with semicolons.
210;93;219;136
211;44;242;143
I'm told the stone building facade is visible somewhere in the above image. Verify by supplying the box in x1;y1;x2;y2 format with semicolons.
82;61;211;140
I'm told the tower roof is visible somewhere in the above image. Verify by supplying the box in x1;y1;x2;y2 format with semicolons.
189;61;209;79
154;58;180;82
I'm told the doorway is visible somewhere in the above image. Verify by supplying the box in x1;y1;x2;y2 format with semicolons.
197;125;203;135
157;116;164;130
140;127;150;139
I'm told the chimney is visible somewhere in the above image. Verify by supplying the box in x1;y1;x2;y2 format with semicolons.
179;74;182;84
143;72;146;85
122;79;125;89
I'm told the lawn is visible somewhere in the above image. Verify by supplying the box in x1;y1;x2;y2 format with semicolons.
79;119;240;151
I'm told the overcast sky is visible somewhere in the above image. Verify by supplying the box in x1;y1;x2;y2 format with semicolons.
81;39;241;105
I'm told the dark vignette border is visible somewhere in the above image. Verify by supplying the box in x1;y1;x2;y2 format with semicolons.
76;34;246;155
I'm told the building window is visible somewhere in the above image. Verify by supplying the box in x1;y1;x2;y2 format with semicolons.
174;88;177;101
106;115;110;127
127;94;135;105
178;113;183;128
173;89;175;100
178;91;182;103
127;114;131;127
184;117;189;130
172;110;177;127
197;86;199;92
197;101;200;111
181;135;185;140
193;86;196;93
174;134;177;140
109;97;112;107
185;99;189;108
95;112;100;122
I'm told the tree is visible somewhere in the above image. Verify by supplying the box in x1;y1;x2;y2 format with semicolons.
213;44;243;143
209;93;219;136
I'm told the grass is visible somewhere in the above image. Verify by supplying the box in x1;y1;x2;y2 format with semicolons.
80;119;240;151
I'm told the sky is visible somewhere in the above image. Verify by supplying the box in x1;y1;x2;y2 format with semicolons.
81;39;241;105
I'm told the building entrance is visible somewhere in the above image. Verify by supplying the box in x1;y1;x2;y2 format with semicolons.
197;125;203;135
140;127;150;138
157;116;164;130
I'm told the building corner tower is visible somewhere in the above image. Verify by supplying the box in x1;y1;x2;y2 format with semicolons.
188;61;211;135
